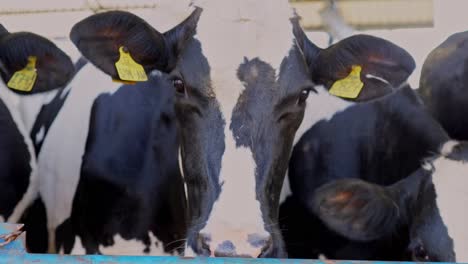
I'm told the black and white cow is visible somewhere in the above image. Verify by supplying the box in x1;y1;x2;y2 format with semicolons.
312;140;468;262
0;25;74;247
33;56;188;255
29;48;187;256
278;33;464;261
67;1;428;257
419;30;468;141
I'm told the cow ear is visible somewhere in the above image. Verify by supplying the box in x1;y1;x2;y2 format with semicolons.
312;179;402;241
292;17;321;72
0;24;8;37
304;34;415;101
70;9;201;79
0;31;74;94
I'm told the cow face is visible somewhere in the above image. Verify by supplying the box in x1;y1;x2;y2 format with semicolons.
69;0;414;258
312;141;468;262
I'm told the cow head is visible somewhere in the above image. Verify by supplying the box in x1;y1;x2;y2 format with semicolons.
0;24;74;94
312;141;468;262
419;30;468;140
69;0;414;258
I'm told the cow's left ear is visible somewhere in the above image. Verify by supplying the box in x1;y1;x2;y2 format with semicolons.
312;178;402;241
70;9;201;80
0;31;74;94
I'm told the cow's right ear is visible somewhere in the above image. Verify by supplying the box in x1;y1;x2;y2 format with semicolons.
70;9;201;79
312;179;402;242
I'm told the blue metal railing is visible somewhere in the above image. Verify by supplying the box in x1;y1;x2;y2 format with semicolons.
0;222;456;264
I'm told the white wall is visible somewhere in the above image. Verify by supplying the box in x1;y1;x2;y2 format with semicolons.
3;0;468;87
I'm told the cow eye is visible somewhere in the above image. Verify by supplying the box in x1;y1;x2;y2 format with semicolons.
298;87;314;105
173;78;186;95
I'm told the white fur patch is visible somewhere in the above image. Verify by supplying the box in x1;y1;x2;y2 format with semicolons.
294;85;354;145
184;244;196;257
365;73;390;85
178;147;189;208
37;63;120;247
431;143;468;262
191;0;295;255
441;140;458;156
16;89;59;134
35;126;46;145
64;233;173;256
279;170;292;204
282;86;353;205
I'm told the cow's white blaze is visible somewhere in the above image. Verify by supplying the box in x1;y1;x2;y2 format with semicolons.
37;63;120;251
432;141;468;262
192;0;294;253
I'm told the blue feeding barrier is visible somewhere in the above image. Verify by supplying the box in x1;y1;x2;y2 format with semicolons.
0;222;458;264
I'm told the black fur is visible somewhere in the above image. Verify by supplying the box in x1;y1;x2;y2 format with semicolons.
282;86;450;260
419;30;468;140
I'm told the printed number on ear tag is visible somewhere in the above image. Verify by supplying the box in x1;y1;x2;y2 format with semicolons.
115;46;148;82
329;65;364;99
7;56;38;92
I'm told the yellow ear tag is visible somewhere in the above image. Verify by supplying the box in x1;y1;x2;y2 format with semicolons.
7;56;38;92
329;65;364;99
114;46;148;82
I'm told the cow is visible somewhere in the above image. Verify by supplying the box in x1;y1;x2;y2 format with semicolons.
419;30;468;141
30;54;187;255
68;1;422;257
278;34;461;260
0;25;74;249
312;140;468;262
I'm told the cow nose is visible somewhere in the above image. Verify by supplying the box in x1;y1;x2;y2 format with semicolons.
248;234;273;257
211;234;272;258
214;240;237;257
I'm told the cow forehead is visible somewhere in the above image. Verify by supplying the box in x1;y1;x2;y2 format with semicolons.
191;0;296;241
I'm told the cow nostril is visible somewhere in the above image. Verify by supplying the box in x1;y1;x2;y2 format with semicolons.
249;234;273;258
197;233;211;256
214;240;237;258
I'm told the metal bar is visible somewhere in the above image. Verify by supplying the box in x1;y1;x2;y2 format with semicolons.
0;254;450;264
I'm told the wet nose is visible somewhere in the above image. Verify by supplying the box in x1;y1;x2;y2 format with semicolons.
214;240;238;257
199;233;272;258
